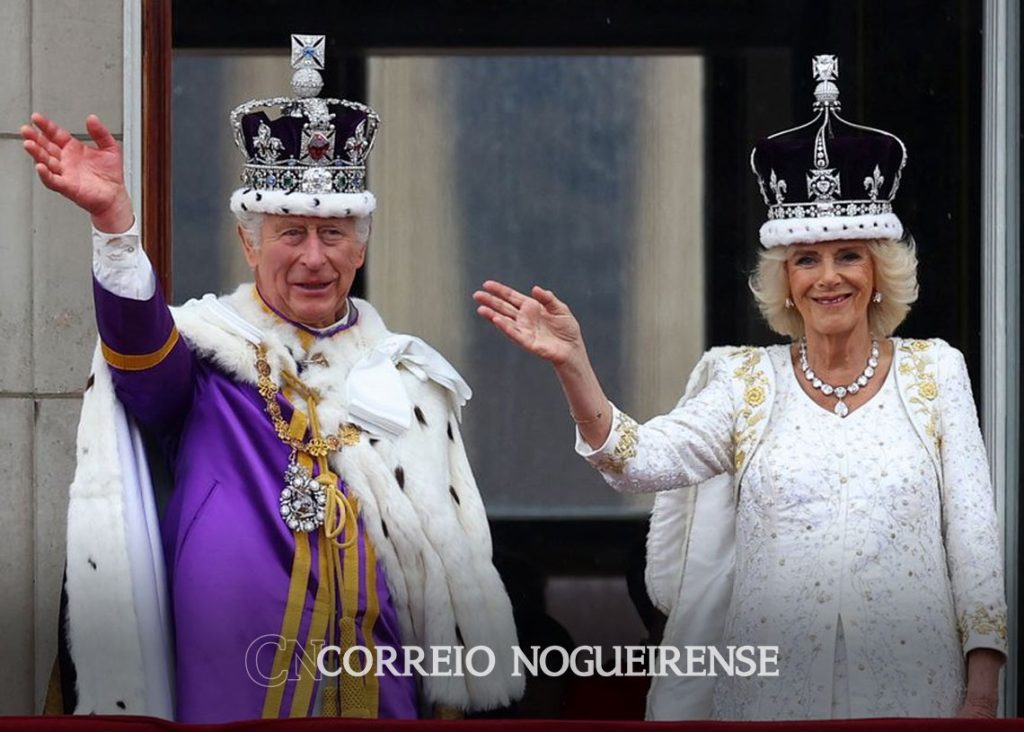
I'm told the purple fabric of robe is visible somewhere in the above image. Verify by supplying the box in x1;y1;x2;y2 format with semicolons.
92;280;418;722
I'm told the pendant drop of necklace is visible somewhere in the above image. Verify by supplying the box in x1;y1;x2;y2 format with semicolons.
799;337;880;418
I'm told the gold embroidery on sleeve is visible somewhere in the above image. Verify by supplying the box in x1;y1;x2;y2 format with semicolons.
958;606;1008;645
596;413;640;474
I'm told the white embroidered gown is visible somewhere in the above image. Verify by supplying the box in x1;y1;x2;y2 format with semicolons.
578;341;1006;719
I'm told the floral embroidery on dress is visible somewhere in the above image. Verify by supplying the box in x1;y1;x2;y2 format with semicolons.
731;347;770;474
898;339;941;453
595;412;640;474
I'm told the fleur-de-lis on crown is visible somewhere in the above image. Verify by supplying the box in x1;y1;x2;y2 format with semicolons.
253;122;284;163
864;165;885;201
769;169;787;204
344;120;371;163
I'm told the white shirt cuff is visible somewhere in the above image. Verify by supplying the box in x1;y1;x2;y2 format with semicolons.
574;402;620;457
92;218;156;300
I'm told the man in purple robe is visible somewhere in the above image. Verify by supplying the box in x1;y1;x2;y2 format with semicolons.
23;34;521;723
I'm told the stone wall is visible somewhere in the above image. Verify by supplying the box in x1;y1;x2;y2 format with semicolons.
0;0;124;714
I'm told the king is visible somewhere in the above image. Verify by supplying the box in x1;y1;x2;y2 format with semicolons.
22;34;522;722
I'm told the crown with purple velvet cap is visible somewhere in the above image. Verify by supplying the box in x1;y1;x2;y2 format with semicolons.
228;34;380;219
750;55;908;248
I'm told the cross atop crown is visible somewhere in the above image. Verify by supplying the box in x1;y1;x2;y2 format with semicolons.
291;34;325;70
812;54;840;109
812;55;838;82
289;35;326;98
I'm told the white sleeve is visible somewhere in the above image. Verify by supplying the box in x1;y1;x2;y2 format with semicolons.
937;345;1008;656
92;218;156;301
575;355;735;494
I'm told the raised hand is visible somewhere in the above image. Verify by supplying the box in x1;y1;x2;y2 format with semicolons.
21;113;133;232
474;279;612;445
473;280;585;367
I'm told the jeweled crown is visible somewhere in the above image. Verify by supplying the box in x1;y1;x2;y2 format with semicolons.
227;34;380;219
750;55;908;248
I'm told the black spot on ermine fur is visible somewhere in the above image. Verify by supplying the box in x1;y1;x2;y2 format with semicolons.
449;486;460;505
414;406;427;426
395;466;405;489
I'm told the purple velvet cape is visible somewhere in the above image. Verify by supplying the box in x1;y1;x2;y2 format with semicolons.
92;280;418;722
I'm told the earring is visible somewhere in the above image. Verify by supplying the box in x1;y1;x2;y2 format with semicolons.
872;291;883;304
784;297;794;309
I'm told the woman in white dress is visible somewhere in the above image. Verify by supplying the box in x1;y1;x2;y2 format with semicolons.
473;56;1006;720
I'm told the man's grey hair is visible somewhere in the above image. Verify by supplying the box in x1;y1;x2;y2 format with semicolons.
235;211;372;247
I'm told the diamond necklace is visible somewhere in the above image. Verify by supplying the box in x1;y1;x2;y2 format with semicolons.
798;337;880;418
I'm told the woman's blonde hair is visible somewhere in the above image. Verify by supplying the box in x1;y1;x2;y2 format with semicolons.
749;237;919;339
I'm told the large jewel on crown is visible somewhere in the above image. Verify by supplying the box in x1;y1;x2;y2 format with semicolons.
807;167;841;202
301;126;336;164
302;167;334;193
308;133;330;160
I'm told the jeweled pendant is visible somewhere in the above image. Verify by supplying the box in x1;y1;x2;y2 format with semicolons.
280;458;326;533
833;400;849;418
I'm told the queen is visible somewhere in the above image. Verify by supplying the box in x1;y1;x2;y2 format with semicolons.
475;55;1007;720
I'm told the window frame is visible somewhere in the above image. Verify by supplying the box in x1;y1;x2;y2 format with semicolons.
138;0;1020;712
